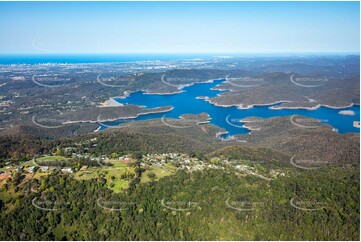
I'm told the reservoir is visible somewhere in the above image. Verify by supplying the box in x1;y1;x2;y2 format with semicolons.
98;79;360;136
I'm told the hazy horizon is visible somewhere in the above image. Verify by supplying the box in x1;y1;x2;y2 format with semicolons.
0;52;359;56
0;1;359;54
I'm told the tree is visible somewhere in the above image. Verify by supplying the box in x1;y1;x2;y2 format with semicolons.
55;148;63;156
132;152;143;161
12;172;23;185
146;172;156;179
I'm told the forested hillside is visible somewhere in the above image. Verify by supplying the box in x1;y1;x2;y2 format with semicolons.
0;165;358;240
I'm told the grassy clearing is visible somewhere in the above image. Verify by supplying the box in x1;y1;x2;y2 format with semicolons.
74;160;133;192
104;164;133;192
163;163;177;171
37;156;69;162
141;165;174;184
25;161;37;167
33;171;51;180
106;159;129;168
74;168;99;180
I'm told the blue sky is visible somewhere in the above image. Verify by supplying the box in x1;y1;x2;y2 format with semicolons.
0;1;359;54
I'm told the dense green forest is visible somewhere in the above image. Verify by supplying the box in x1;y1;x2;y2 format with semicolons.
0;118;359;240
0;163;359;240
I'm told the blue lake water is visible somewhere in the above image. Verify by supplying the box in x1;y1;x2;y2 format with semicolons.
98;80;360;136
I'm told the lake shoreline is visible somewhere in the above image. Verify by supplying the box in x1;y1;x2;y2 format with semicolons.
62;106;174;126
94;78;360;135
